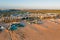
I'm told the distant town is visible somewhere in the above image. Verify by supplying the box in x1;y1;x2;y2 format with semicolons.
0;9;60;40
0;9;60;23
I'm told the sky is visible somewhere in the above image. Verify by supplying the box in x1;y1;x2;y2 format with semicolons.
0;0;60;9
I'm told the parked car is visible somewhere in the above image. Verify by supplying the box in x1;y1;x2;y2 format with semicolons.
37;20;43;24
17;22;25;27
0;26;5;31
9;22;25;31
9;24;18;31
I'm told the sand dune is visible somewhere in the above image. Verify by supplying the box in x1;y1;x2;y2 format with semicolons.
0;19;60;40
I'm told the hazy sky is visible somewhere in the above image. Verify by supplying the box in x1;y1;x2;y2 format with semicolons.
0;0;60;9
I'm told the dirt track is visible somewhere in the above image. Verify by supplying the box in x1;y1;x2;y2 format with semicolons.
0;19;60;40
